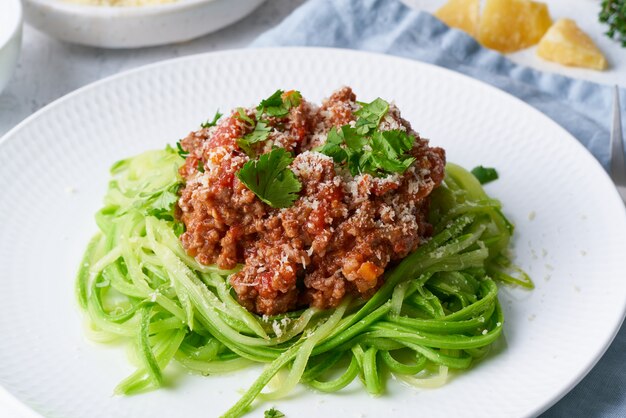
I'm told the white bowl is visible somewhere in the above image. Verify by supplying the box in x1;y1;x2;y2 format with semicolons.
23;0;266;49
0;0;22;94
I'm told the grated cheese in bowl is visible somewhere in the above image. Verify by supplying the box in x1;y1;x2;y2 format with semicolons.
25;0;265;48
63;0;178;6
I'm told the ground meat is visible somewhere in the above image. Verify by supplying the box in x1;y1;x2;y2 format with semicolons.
177;87;446;315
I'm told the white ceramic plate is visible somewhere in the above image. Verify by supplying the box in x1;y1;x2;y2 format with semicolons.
23;0;265;48
1;48;625;418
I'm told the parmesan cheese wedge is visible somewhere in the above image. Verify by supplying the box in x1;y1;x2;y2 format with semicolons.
435;0;480;37
478;0;552;53
537;19;608;70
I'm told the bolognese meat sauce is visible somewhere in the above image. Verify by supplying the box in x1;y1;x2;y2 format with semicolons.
177;87;446;315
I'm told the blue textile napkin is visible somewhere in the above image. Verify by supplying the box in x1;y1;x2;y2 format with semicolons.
251;0;626;416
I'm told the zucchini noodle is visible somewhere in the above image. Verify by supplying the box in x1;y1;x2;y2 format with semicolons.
77;146;531;417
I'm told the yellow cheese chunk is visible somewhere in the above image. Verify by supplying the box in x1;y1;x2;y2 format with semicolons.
435;0;480;37
537;19;608;70
478;0;552;53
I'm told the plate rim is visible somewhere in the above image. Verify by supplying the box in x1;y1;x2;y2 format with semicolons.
1;46;625;418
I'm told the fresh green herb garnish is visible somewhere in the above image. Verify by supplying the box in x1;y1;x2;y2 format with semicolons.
234;90;304;156
176;111;222;159
196;160;205;173
354;97;389;135
471;165;499;184
258;90;302;117
600;0;626;47
200;111;223;129
236;148;302;208
258;90;283;110
317;98;416;177
237;120;272;156
317;126;350;163
145;184;180;222
368;130;416;174
264;408;285;418
175;141;188;158
235;107;255;125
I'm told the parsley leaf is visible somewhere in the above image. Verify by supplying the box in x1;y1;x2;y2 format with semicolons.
369;130;416;174
354;97;389;135
471;166;499;184
175;110;222;159
173;222;185;237
316;126;348;163
258;90;302;117
237;120;272;156
343;125;368;151
315;125;368;166
200;110;222;129
234;91;303;156
380;129;414;154
599;0;626;47
236;148;302;208
264;408;285;418
235;107;254;125
283;90;302;109
175;141;189;158
258;90;283;111
317;97;416;177
146;184;180;222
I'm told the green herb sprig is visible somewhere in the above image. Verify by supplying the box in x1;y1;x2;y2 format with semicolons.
200;110;223;129
175;110;222;159
236;90;303;156
600;0;626;47
471;165;499;185
236;148;302;208
175;141;188;158
257;90;302;117
317;98;416;177
232;91;306;207
145;184;180;222
264;408;285;418
237;120;272;156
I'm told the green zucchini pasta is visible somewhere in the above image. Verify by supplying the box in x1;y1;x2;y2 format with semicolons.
76;145;532;418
